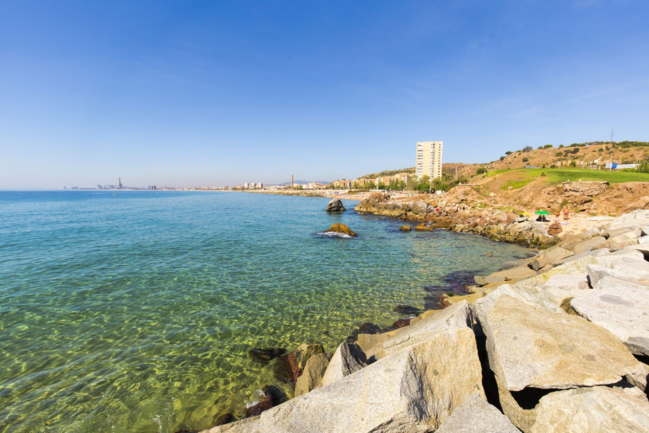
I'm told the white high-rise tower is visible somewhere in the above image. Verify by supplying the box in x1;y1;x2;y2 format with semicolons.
416;141;443;179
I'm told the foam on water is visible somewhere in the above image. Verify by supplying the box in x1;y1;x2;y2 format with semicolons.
0;191;531;432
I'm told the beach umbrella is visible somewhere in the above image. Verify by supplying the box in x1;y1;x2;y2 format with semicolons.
535;211;550;215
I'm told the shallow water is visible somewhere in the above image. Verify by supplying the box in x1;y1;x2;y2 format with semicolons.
0;191;531;432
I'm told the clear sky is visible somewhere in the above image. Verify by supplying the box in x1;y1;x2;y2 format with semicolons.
1;0;648;189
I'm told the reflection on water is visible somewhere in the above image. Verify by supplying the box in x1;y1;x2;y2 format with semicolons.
0;191;531;432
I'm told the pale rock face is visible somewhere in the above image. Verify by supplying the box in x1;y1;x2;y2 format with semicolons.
571;235;606;254
473;293;642;392
295;352;333;396
530;387;649;433
572;276;649;356
555;247;610;266
604;235;639;251
436;393;520;433
588;262;649;287
490;265;537;281
206;328;485;433
474;274;506;286
320;341;367;387
379;300;471;358
595;250;645;268
527;256;597;286
530;247;574;271
539;273;590;306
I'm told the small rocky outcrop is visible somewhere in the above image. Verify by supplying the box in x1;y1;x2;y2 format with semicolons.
324;223;357;237
547;222;562;235
248;347;287;363
399;225;411;231
325;198;346;212
530;247;573;271
294;343;324;372
414;223;433;231
394;305;421;315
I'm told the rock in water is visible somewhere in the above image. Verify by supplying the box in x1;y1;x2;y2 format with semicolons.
247;347;287;363
295;352;333;396
324;223;357;237
548;222;562;235
415;223;433;231
294;343;324;372
394;305;421;315
436;393;520;433
325;198;346;212
399;225;412;231
245;385;288;417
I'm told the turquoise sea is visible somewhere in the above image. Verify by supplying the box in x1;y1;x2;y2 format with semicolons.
0;191;531;432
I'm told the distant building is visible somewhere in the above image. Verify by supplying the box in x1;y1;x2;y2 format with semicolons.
416;141;443;179
118;177;123;189
244;182;250;189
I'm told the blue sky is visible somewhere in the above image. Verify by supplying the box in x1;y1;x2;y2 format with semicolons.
1;0;648;189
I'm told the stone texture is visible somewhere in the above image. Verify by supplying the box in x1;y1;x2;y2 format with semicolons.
474;291;642;392
588;259;649;287
294;343;324;372
205;328;485;433
530;247;574;271
356;332;390;354
540;272;590;306
530;386;649;433
409;308;441;325
547;222;562;236
320;342;367;387
604;235;639;251
571;235;606;254
555;247;610;265
572;276;649;356
474;275;506;286
380;300;471;358
436;393;520;433
295;352;333;396
398;225;411;231
414;223;433;231
490;265;537;281
325;198;346;212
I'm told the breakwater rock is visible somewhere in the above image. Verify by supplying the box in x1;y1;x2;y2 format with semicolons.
200;210;649;433
325;197;346;212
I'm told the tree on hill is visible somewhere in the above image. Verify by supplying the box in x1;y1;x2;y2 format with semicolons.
522;146;533;152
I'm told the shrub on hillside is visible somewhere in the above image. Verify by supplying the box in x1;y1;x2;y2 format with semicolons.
559;144;564;148
555;151;563;157
522;157;529;162
500;156;505;161
522;146;533;152
505;151;512;155
550;164;557;168
476;167;488;174
570;160;577;167
543;144;553;149
570;148;580;154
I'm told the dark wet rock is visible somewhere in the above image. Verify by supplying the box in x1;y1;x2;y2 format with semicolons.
324;223;357;237
273;352;299;383
212;412;235;427
392;318;411;329
399;225;412;231
425;301;443;311
345;322;383;343
247;347;287;363
294;343;325;371
245;385;288;417
394;305;421;315
423;285;448;293
325;198;346;212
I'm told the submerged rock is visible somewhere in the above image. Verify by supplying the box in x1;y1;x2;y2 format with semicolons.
324;223;357;237
248;347;287;363
272;352;298;383
392;318;410;329
245;385;288;417
394;305;421;315
325;198;346;212
294;343;324;372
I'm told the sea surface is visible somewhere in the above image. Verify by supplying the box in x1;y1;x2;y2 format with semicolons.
0;191;531;432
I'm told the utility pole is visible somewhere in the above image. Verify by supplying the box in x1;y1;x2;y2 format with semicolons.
609;129;614;171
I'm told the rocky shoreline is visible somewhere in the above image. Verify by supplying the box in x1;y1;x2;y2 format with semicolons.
193;200;649;433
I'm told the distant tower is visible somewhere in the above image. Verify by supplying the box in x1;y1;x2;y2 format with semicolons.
291;175;294;189
118;177;122;189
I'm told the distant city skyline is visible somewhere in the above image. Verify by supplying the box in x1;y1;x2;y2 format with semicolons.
2;1;648;190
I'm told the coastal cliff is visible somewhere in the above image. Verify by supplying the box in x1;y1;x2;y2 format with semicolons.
202;209;649;433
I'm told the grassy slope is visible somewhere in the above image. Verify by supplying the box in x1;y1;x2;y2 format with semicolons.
485;168;649;185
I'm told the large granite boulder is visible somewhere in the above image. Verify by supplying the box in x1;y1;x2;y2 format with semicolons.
572;276;649;356
555;247;610;265
436;393;520;433
380;300;471;358
325;198;346;212
204;328;485;433
538;272;590;306
320;342;367;386
489;265;537;281
530;386;649;432
474;275;506;286
324;223;357;237
587;259;649;287
473;291;642;392
530;247;573;271
294;352;333;396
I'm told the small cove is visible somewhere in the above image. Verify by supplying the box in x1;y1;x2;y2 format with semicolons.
0;191;531;432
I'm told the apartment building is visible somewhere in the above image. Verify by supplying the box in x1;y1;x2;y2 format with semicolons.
416;141;443;179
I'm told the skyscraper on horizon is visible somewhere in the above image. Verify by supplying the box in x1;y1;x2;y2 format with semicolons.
416;141;443;179
118;177;122;189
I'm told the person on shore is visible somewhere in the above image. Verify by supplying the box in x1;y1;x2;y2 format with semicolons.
563;207;570;221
